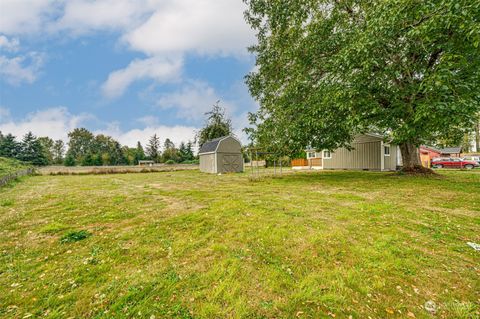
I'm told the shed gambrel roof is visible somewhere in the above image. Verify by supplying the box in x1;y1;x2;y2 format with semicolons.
198;136;228;154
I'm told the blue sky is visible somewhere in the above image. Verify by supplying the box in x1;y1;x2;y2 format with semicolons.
0;0;257;147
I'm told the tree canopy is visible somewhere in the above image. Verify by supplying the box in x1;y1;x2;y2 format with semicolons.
244;0;480;169
197;101;233;146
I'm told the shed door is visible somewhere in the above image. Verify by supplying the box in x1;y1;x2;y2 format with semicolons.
222;154;241;172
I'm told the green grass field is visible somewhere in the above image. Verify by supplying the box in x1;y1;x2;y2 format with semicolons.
1;170;479;318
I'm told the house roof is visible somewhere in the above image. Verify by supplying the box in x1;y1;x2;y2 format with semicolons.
364;132;385;139
420;145;442;153
440;147;462;154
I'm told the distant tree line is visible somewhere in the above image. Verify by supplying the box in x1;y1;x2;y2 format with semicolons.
63;128;197;166
0;131;63;166
0;129;196;167
0;102;234;166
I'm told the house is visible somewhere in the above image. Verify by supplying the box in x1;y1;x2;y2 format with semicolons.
439;147;462;158
419;146;442;168
199;136;244;174
294;133;399;171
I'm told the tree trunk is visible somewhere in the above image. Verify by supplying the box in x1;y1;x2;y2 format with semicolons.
475;120;480;152
399;142;422;171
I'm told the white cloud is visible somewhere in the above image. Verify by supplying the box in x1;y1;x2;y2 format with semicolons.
0;0;254;56
56;0;148;35
0;0;58;34
0;35;20;52
156;81;236;122
122;0;253;56
136;115;159;127
0;107;91;141
0;52;45;85
101;56;182;98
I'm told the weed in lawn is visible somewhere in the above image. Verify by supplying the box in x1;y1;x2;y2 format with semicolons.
0;199;14;207
60;230;92;243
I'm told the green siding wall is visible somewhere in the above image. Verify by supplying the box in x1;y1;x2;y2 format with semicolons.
323;141;382;170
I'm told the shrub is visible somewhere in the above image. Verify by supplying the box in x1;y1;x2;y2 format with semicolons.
64;155;76;167
165;160;176;165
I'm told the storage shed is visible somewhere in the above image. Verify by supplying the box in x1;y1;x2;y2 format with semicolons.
199;136;244;173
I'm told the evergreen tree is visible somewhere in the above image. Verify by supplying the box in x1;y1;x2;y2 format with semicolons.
134;142;146;165
0;133;20;158
179;141;195;162
19;132;48;166
197;101;232;147
146;134;161;162
186;141;195;160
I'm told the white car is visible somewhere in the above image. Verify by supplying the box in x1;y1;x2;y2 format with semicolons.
462;156;480;165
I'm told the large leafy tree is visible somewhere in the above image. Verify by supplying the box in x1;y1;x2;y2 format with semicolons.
38;136;55;165
475;116;480;151
162;138;180;162
66;128;95;164
197;101;233;147
52;140;65;164
244;0;480;170
93;134;126;165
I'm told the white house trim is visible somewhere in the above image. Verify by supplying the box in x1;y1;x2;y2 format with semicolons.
323;150;332;159
380;141;385;171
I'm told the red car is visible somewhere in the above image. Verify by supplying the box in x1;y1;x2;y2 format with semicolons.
431;157;479;169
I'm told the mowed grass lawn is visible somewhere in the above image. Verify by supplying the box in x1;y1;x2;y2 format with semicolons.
0;170;479;319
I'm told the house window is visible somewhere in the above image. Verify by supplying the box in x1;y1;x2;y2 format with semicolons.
323;150;332;159
307;152;316;159
384;145;390;156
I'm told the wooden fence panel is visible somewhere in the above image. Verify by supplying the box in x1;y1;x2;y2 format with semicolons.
291;159;308;167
